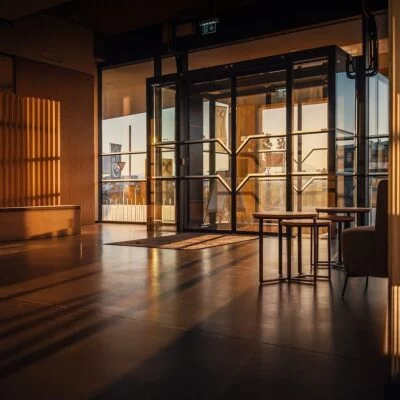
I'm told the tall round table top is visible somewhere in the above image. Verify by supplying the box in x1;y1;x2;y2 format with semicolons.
253;211;318;220
315;207;371;214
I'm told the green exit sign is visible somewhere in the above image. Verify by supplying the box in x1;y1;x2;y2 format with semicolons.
199;18;219;35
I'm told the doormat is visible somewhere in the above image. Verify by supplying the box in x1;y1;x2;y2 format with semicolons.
106;232;257;251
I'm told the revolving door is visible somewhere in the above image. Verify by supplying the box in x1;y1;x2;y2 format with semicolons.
147;46;357;233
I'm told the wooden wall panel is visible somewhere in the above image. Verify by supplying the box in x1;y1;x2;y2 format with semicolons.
16;57;95;224
0;93;60;207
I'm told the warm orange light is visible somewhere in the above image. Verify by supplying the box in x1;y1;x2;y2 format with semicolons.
389;0;400;378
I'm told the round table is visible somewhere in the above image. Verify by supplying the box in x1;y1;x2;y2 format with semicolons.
253;211;318;285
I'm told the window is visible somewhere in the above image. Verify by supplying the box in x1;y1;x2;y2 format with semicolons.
101;60;154;222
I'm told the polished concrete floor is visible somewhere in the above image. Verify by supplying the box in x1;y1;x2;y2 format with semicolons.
0;224;389;399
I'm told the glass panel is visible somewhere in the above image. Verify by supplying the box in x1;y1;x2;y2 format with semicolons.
377;75;389;136
186;142;231;177
101;61;153;222
236;70;286;227
149;83;177;230
102;115;146;153
236;177;286;232
369;74;389;136
153;144;176;177
335;54;357;209
153;86;176;143
102;154;146;180
237;70;287;141
293;60;328;133
368;138;389;174
186;84;231;178
101;182;147;222
293;133;327;174
186;178;231;230
369;75;378;136
188;79;231;141
336;175;356;207
367;72;388;219
103;61;153;119
293;176;328;212
185;79;231;231
291;60;329;212
237;136;286;181
336;60;356;136
152;180;176;225
336;138;356;173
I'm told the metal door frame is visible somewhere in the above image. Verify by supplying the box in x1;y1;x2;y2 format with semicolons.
146;46;340;233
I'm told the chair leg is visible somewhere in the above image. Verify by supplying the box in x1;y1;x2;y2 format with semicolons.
365;276;369;291
327;224;331;280
338;222;343;264
342;273;349;297
314;224;318;284
298;227;302;275
310;228;313;273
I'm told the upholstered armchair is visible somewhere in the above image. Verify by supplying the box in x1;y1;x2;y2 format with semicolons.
341;179;388;296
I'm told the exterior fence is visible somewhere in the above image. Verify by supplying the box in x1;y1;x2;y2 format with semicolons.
102;204;175;223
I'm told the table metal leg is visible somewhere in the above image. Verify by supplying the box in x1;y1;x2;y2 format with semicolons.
259;218;263;285
328;224;332;280
338;222;343;264
298;227;302;275
310;228;313;273
287;226;292;281
278;221;283;277
314;223;318;284
258;218;287;286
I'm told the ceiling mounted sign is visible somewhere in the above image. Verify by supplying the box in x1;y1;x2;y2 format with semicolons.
199;18;219;36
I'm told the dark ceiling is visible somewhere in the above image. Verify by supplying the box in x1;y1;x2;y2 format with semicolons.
44;0;388;36
44;0;261;35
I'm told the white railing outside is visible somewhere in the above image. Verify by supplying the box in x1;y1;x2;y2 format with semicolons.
161;205;175;222
102;204;176;223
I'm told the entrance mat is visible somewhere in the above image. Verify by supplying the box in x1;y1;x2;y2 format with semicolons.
106;232;257;251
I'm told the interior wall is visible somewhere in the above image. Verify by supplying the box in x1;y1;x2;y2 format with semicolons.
16;58;95;225
0;12;97;225
0;13;94;75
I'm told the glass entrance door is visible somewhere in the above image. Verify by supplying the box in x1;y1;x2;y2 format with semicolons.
148;82;177;231
292;59;329;212
147;49;340;233
235;69;287;232
184;78;232;231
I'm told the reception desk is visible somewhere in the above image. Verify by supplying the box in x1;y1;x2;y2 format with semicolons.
0;205;81;242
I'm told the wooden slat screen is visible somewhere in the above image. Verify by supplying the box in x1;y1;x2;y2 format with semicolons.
0;93;60;207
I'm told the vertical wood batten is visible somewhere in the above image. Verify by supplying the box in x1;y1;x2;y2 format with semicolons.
57;101;61;205
0;94;4;206
46;100;50;204
4;94;9;206
0;94;61;207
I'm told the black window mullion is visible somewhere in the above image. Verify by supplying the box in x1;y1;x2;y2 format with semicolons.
231;75;237;232
286;61;293;212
